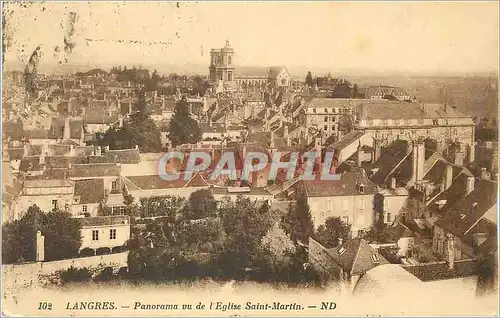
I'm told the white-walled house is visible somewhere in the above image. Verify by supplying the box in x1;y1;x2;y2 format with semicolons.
122;173;209;201
14;179;74;220
79;215;130;255
297;171;377;237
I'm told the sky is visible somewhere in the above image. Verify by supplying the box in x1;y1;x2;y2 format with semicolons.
2;1;499;75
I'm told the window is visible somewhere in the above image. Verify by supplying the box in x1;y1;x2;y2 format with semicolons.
120;206;126;214
92;230;99;241
387;213;392;223
110;229;117;240
320;211;325;218
332;116;336;122
52;200;58;210
383;199;389;211
324;116;328;122
111;181;117;190
228;56;232;65
339;247;347;255
228;71;233;81
359;199;365;210
359;184;365;194
324;125;328;131
342;200;348;211
313;108;316;114
324;108;328;113
82;205;88;213
371;254;380;263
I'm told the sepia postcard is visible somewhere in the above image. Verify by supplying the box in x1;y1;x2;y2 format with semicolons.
1;1;499;316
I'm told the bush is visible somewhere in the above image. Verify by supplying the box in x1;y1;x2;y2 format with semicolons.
94;267;115;282
59;266;92;283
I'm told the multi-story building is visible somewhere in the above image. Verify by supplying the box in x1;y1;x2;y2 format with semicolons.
296;170;378;237
365;85;412;101
355;102;476;163
209;40;236;91
79;215;131;256
299;98;387;139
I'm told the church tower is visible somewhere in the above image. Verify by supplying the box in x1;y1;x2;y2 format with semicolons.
209;40;235;91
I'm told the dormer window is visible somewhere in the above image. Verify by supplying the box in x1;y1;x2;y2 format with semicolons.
371;254;380;263
339;247;346;255
460;214;467;220
472;202;478;207
358;184;365;194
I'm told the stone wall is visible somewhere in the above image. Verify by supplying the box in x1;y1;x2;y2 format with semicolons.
2;251;128;293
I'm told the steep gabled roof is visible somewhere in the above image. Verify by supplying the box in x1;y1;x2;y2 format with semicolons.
327;238;389;276
74;178;105;204
434;178;498;238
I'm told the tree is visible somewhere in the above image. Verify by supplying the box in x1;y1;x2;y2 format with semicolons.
332;81;352;98
182;189;217;220
260;222;295;269
99;91;162;152
281;193;314;245
138;196;185;220
314;217;351;248
352;84;362;98
42;210;82;261
219;196;278;272
305;71;314;87
1;205;82;263
168;96;202;147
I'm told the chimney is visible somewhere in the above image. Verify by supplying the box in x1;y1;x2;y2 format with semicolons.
373;139;382;162
105;145;110;153
36;231;45;262
338;238;343;246
118;114;124;128
42;143;49;157
128;101;133;114
412;140;425;183
39;152;45;165
405;140;412;154
446;233;455;270
466;176;475;195
443;165;453;190
357;141;363;167
63;117;71;140
23;144;29;157
209;117;213;128
270;130;276;151
135;145;139;150
284;125;289;138
67;99;72;116
453;143;464;166
315;137;322;162
390;177;396;189
96;146;102;156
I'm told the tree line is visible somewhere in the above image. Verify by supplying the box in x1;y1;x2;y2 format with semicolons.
126;189;350;284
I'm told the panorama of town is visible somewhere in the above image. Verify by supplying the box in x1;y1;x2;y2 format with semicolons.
2;11;499;312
